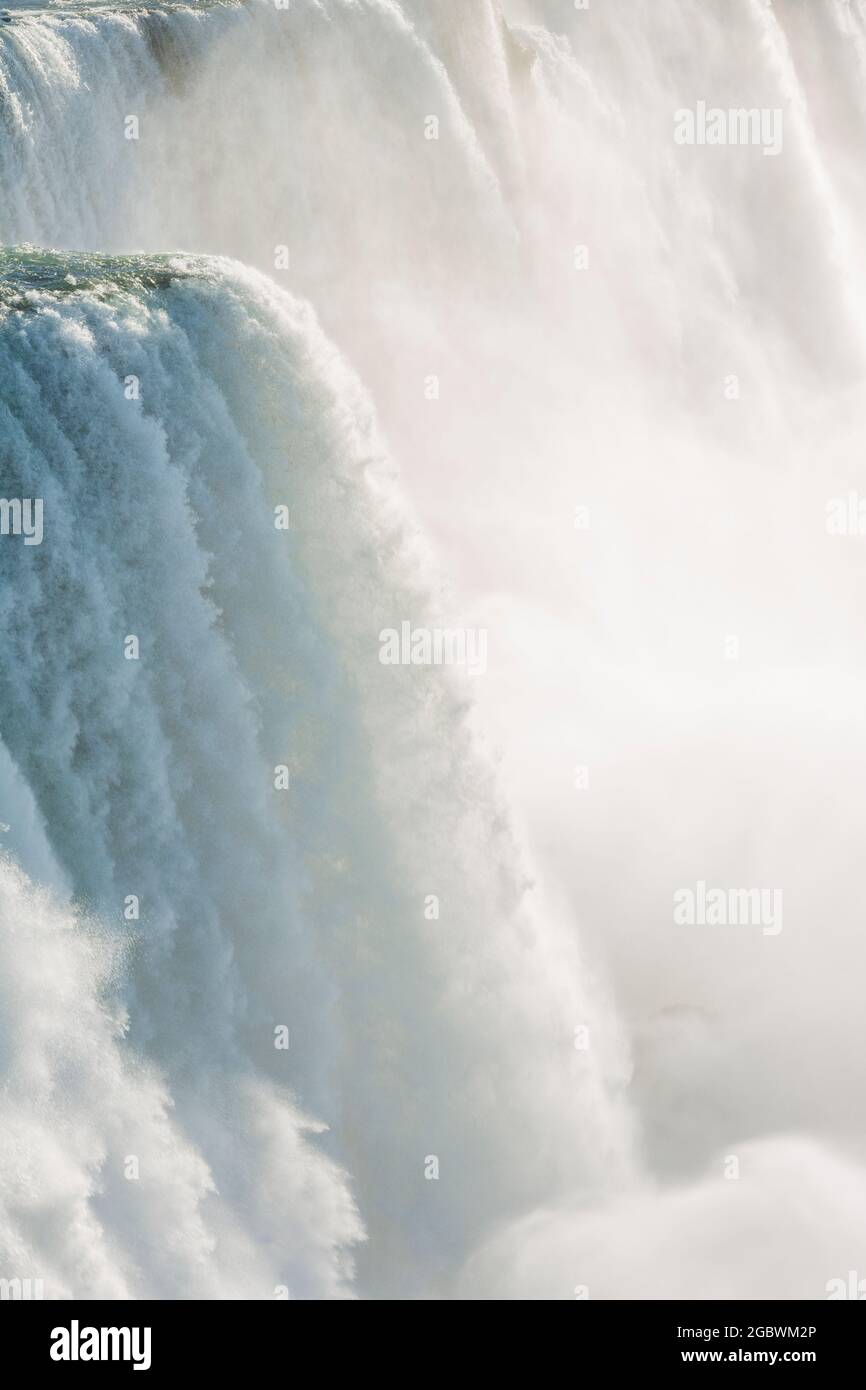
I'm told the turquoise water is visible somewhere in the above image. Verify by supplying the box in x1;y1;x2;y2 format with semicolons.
0;246;200;303
1;2;227;11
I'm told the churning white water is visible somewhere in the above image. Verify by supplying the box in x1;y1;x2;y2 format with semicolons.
2;0;866;1299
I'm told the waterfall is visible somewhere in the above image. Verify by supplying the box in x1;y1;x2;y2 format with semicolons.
2;0;866;1300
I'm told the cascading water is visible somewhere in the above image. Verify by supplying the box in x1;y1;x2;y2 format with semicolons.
2;0;866;1300
0;238;632;1299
